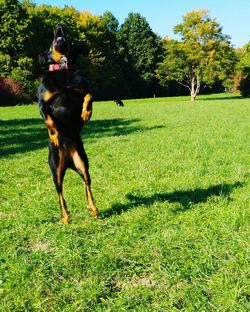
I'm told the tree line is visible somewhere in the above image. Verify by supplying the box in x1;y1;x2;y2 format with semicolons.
0;0;249;105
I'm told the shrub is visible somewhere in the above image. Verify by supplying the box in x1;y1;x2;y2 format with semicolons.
238;68;250;97
0;77;40;106
0;57;40;105
0;54;12;77
0;78;23;106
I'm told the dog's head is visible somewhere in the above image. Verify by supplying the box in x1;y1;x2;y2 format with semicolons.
39;24;90;69
49;24;70;64
52;24;69;54
38;24;70;67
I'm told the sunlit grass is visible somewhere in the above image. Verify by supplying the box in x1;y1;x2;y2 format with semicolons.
0;94;249;311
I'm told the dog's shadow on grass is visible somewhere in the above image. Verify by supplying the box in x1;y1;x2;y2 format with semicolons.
0;118;163;158
101;182;243;218
83;118;164;140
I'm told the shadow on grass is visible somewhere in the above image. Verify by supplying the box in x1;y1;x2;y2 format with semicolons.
0;118;47;158
197;95;242;101
102;182;243;218
0;118;164;158
83;118;164;139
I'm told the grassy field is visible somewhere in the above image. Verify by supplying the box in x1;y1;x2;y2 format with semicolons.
0;93;249;311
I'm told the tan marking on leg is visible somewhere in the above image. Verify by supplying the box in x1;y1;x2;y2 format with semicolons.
57;150;64;185
71;150;98;217
59;193;70;224
57;151;70;224
45;115;59;147
43;90;58;102
81;93;93;124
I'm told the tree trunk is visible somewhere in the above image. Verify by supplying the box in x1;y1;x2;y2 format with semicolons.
190;75;200;101
191;91;196;101
190;77;196;101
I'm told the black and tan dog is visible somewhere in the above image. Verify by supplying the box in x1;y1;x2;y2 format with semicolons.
38;24;98;224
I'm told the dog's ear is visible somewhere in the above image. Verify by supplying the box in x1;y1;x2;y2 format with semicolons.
38;51;48;65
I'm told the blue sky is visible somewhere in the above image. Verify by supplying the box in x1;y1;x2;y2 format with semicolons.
34;0;250;48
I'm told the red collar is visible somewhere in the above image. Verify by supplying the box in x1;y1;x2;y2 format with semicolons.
49;64;73;71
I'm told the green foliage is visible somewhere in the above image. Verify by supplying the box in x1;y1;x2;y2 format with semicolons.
0;0;32;81
0;94;249;310
157;10;237;100
10;57;33;81
238;41;250;69
118;13;162;84
0;3;241;103
236;42;250;96
77;11;128;99
10;57;38;101
239;67;250;97
116;13;163;98
0;54;12;77
101;10;119;33
0;0;31;56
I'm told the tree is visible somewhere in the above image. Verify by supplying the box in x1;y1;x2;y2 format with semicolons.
0;0;32;76
77;11;123;99
236;42;250;97
101;10;119;34
117;13;162;97
156;10;237;101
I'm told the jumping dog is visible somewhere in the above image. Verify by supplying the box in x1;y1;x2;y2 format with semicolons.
38;24;98;224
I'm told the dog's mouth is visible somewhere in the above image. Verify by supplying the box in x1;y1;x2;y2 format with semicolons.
53;25;68;53
54;24;65;38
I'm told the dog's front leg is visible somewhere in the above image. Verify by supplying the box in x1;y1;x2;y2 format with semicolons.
81;93;93;123
39;88;60;147
45;115;60;147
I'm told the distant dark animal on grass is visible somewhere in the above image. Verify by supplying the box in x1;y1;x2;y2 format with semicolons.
114;99;124;107
38;24;98;224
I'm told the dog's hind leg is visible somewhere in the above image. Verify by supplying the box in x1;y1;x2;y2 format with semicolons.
70;143;99;217
48;143;70;224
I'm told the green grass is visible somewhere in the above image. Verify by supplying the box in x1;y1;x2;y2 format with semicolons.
0;93;249;311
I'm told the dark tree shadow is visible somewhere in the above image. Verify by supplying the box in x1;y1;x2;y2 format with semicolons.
0;118;47;158
197;95;242;101
0;117;164;158
101;182;243;218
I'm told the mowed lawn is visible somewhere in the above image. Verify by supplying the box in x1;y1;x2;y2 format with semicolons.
0;94;249;311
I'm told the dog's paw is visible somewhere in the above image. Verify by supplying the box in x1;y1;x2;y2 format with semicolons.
62;215;70;225
88;205;99;217
81;109;92;124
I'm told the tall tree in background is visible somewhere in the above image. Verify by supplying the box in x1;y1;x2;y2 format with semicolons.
102;11;119;34
117;13;162;97
0;0;36;104
77;10;129;99
237;41;250;96
100;11;131;99
157;10;237;101
0;0;32;77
